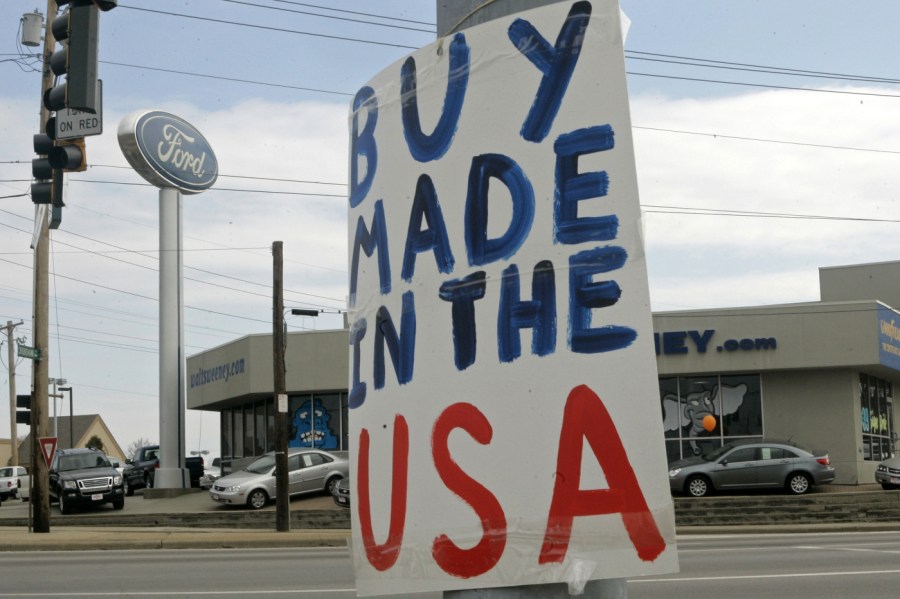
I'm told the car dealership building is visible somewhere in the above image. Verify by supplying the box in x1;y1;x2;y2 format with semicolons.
187;261;900;486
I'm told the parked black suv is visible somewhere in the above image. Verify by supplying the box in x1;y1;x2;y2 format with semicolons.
49;448;125;514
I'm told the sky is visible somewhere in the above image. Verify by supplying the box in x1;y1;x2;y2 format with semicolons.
3;0;900;462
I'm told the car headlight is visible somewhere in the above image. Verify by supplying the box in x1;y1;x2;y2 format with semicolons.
114;475;123;486
668;468;682;477
224;484;241;493
877;465;887;473
62;480;77;490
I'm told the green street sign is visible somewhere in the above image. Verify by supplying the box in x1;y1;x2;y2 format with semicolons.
17;345;40;361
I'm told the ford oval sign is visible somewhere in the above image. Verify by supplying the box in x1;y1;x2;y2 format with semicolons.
118;110;218;194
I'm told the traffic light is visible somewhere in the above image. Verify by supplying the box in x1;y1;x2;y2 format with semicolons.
31;117;62;206
44;1;117;114
15;395;32;425
32;117;85;207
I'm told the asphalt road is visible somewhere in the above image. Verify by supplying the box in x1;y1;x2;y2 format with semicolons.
629;531;900;598
1;532;898;598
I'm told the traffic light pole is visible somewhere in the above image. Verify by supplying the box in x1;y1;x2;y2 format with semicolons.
31;0;58;534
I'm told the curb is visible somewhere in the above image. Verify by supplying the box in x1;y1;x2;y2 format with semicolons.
0;527;352;552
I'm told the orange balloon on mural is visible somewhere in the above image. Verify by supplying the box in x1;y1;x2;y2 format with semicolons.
702;414;716;432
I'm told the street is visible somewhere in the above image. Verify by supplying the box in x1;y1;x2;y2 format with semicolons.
1;532;899;597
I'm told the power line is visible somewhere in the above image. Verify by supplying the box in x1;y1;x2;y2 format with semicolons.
100;60;353;97
267;0;436;27
219;0;434;33
625;50;900;86
626;71;900;99
117;5;420;50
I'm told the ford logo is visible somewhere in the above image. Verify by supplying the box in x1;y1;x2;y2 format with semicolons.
118;110;218;194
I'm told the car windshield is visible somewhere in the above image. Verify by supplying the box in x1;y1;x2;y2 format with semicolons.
59;454;110;472
244;455;275;474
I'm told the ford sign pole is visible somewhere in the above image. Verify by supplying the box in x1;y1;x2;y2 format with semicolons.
118;111;218;492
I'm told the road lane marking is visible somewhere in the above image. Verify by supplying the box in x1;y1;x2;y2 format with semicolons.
632;568;900;584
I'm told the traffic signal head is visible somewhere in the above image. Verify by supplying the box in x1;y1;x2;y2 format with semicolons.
32;118;61;206
15;394;31;425
45;3;100;113
32;117;83;207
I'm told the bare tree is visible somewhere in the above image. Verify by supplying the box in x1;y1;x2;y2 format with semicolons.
125;437;155;460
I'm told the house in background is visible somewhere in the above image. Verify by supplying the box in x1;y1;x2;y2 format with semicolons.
16;414;126;469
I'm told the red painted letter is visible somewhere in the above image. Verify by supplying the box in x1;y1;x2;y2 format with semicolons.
540;384;666;563
431;403;507;578
358;414;409;571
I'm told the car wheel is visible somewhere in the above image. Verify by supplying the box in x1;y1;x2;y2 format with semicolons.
124;478;134;497
686;475;711;497
787;472;812;494
59;492;71;515
112;498;124;510
144;473;153;490
247;489;268;510
326;476;342;495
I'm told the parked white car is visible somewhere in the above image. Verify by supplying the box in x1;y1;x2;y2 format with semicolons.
0;466;27;501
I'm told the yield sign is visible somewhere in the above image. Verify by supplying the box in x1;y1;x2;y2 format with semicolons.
39;437;58;467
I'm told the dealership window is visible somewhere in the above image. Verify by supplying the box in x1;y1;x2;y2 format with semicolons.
287;392;346;451
660;374;763;464
860;374;894;461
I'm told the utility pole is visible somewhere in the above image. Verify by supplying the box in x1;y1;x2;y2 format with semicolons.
272;241;289;532
436;2;627;597
3;320;24;466
31;0;57;534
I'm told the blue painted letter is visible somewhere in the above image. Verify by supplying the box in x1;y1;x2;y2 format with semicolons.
498;261;557;363
439;271;487;371
401;32;469;162
554;125;618;244
402;174;455;282
569;246;636;353
350;200;391;308
508;1;591;142
465;154;534;267
374;292;416;389
350;86;378;208
349;319;367;409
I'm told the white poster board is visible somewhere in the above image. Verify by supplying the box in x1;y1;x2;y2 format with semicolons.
347;1;678;595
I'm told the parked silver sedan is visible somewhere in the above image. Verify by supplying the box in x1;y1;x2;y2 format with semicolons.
669;440;836;497
875;456;900;490
210;448;348;509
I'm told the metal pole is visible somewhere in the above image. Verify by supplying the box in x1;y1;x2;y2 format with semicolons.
58;387;73;448
435;1;627;596
5;320;23;466
156;186;189;489
273;241;289;532
51;379;57;438
69;387;73;449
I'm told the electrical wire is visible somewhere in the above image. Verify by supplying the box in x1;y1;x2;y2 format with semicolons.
218;0;434;33
117;5;420;50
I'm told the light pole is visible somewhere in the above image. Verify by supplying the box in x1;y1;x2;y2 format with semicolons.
48;377;67;439
58;386;73;448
